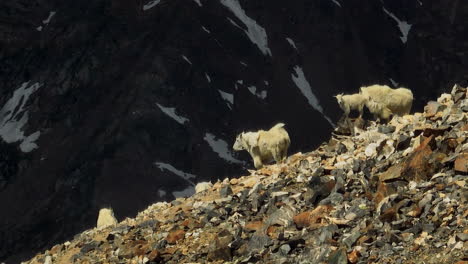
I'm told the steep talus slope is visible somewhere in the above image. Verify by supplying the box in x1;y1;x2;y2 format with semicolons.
1;0;468;262
22;86;468;264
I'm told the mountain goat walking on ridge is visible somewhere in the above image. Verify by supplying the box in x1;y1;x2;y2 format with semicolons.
233;123;290;169
334;93;368;119
360;85;414;117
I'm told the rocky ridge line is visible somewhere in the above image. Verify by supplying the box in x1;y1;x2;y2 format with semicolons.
23;85;467;264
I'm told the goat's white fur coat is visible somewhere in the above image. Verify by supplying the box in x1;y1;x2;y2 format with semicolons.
360;85;414;117
334;93;368;118
97;208;118;229
233;123;290;169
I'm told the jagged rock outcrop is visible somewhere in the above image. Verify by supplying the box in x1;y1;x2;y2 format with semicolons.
22;86;467;263
1;0;468;262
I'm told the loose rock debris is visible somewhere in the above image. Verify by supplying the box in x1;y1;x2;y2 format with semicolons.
24;85;467;263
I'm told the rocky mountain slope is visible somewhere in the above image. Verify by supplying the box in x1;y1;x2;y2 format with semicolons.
21;86;467;264
1;0;468;262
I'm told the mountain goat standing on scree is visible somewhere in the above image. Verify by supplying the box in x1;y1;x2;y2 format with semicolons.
360;85;414;117
334;93;368;118
233;123;290;169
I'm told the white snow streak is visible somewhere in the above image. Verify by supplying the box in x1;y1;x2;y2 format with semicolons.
258;90;267;99
291;66;334;126
247;86;267;99
331;0;342;7
227;18;243;29
158;189;167;197
220;0;272;56
389;78;399;87
154;162;196;186
193;0;202;7
36;11;56;31
382;7;412;43
218;90;233;109
201;26;211;34
143;0;161;11
0;82;42;152
172;186;195;198
286;38;298;50
181;55;193;65
205;73;212;83
43;11;56;24
156;103;189;125
204;133;244;164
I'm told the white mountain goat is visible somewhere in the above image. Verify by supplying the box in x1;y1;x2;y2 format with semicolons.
334;93;368;118
195;181;213;193
365;98;393;121
97;208;118;229
233;123;290;169
360;85;414;117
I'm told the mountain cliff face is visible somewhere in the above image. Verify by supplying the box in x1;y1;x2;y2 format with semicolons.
0;0;467;262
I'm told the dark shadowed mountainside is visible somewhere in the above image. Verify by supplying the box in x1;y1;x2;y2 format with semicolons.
0;0;467;262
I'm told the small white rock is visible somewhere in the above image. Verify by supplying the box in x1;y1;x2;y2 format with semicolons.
44;256;52;264
195;181;213;193
97;208;118;229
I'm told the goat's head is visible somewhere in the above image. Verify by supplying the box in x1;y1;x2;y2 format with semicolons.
334;93;344;99
334;93;344;105
233;132;245;151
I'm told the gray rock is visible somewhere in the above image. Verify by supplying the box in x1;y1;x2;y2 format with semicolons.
378;125;396;134
80;241;102;254
456;233;468;241
327;248;347;264
220;185;233;197
342;231;361;248
279;244;291;255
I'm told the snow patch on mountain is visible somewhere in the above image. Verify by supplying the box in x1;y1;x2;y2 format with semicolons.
154;162;196;186
0;82;42;152
382;7;412;43
201;26;211;33
389;78;399;87
291;66;334;126
156;103;189;125
220;0;272;56
172;186;195;198
218;90;233;109
204;133;244;164
37;11;56;31
331;0;342;7
286;38;298;50
248;86;267;99
157;189;167;197
205;73;212;83
181;55;193;65
227;18;243;29
143;0;161;11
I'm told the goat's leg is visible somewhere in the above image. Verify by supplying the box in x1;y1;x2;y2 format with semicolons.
253;156;263;169
281;148;288;163
272;146;282;165
346;117;355;136
358;107;363;118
